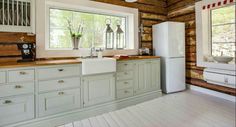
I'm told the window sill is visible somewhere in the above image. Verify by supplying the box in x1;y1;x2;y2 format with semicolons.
197;61;236;71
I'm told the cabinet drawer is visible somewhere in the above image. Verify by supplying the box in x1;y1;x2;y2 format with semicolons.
117;62;133;71
117;88;133;99
116;80;133;90
37;65;81;80
38;77;80;93
116;71;133;80
8;69;35;82
0;71;6;84
0;95;34;126
0;82;34;98
38;88;81;117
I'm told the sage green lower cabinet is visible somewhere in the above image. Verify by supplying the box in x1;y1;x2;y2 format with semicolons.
134;59;161;95
38;88;81;117
82;73;115;107
0;95;34;126
0;59;161;126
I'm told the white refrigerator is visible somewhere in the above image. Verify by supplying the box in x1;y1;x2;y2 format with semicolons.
153;22;186;93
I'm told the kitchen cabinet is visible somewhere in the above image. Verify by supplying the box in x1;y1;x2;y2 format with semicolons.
0;82;34;98
134;59;161;95
38;88;81;117
116;61;135;99
8;69;35;83
83;73;115;107
0;58;161;126
0;95;34;126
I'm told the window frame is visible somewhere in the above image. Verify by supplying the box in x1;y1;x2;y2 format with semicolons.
196;0;236;70
36;0;139;58
48;7;128;50
209;5;236;57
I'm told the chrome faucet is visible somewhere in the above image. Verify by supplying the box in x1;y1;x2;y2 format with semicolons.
90;47;95;58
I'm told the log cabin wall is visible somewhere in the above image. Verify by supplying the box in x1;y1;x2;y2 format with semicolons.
167;0;236;96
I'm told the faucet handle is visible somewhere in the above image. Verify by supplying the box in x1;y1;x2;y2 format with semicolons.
96;48;103;52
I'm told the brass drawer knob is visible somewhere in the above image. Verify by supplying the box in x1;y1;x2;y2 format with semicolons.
15;85;22;89
124;64;128;66
58;69;64;72
124;90;129;94
124;82;128;84
58;92;64;95
58;80;65;84
124;72;128;75
4;100;12;104
19;72;27;75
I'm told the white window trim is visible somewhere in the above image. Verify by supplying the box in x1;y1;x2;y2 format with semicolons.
196;0;236;71
36;0;139;58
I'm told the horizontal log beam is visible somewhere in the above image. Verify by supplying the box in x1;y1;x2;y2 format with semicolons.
93;0;167;14
187;78;236;96
0;32;35;43
140;12;167;21
168;5;195;18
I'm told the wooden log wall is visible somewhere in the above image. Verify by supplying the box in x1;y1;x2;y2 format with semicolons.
0;32;35;62
167;0;236;96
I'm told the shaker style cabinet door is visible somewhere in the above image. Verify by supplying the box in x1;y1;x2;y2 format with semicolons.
0;95;34;126
38;88;81;117
83;74;115;107
134;59;161;95
150;59;161;91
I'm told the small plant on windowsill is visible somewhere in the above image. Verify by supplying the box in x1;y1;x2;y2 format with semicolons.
67;20;83;50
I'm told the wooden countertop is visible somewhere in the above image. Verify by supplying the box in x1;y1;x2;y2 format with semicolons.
0;56;160;69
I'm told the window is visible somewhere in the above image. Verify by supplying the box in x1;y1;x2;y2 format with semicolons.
49;8;126;49
210;5;235;57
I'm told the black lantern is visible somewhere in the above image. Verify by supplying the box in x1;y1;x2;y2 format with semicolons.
116;20;124;49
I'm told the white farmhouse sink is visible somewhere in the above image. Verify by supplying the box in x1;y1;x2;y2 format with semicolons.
81;58;116;75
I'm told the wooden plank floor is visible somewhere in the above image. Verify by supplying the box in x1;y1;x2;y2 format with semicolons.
58;91;236;127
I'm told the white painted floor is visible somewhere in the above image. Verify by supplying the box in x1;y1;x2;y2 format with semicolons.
58;91;236;127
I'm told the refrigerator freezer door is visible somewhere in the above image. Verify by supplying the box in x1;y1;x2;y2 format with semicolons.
163;58;186;93
168;22;185;58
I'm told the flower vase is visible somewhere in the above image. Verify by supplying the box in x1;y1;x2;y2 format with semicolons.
72;36;80;50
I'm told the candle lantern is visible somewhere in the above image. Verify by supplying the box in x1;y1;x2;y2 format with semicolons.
116;20;124;49
105;19;114;49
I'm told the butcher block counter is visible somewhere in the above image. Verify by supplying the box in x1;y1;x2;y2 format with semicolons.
0;56;161;69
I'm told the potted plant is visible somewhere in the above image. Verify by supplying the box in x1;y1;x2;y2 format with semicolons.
67;20;83;50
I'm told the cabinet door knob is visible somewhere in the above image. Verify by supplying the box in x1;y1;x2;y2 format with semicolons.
15;85;22;89
58;69;64;72
19;72;27;75
124;90;129;93
58;92;64;95
124;82;128;84
124;72;128;75
224;78;229;84
4;100;12;104
58;80;65;84
124;64;128;66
